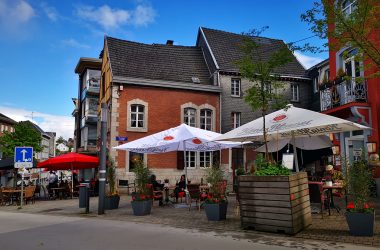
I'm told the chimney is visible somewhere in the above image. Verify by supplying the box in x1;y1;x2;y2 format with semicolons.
166;40;174;45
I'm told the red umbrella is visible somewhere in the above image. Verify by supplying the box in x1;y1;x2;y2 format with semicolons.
37;152;99;198
37;152;99;170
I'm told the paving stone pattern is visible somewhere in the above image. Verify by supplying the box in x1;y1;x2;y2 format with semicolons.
1;195;380;248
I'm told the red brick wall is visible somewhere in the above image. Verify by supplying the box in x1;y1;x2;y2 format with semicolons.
116;85;220;169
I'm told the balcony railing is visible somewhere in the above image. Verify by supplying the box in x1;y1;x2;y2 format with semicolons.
320;78;367;111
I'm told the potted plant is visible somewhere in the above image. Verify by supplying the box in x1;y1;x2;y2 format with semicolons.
238;154;312;234
105;155;120;210
131;159;152;216
320;74;330;90
336;68;346;84
203;165;228;221
345;157;375;236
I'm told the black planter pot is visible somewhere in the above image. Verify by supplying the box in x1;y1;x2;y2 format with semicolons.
204;202;228;221
346;212;375;236
131;200;152;216
104;195;120;210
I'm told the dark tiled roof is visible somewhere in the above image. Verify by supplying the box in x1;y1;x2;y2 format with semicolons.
201;27;307;77
106;37;212;85
0;113;17;125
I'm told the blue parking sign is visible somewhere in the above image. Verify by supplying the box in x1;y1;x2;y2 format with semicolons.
14;147;33;168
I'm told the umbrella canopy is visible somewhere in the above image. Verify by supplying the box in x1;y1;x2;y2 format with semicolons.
215;105;370;142
37;152;99;170
255;135;333;153
114;123;243;153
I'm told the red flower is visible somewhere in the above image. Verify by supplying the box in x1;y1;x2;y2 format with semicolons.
207;194;213;199
132;196;136;201
214;199;219;203
140;195;146;200
364;203;370;209
346;201;355;209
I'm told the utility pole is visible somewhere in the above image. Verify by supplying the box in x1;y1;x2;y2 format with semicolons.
98;103;107;215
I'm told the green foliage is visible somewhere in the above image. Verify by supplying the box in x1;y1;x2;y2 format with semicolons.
106;155;118;196
132;159;151;196
56;136;65;145
254;163;291;176
205;165;226;201
237;28;294;160
0;122;42;158
347;157;374;213
301;0;380;76
235;167;246;176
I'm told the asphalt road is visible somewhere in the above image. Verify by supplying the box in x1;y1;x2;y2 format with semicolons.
0;211;376;250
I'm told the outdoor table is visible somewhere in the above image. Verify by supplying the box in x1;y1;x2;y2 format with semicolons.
163;186;175;205
323;183;345;215
51;187;65;200
2;189;23;205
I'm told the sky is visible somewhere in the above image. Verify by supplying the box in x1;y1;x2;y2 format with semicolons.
0;0;327;140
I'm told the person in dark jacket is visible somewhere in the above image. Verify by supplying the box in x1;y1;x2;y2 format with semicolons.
174;174;186;203
150;174;164;206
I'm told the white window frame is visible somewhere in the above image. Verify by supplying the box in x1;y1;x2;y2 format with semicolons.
184;108;197;127
199;152;212;168
231;112;241;129
185;151;196;168
200;109;212;131
313;77;319;93
231;78;241;97
127;99;148;132
291;84;299;102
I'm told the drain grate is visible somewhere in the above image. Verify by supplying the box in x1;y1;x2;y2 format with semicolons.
40;208;63;213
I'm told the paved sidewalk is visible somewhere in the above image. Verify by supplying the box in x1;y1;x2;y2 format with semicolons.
1;195;379;249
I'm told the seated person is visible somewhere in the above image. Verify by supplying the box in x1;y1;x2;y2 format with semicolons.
150;174;164;206
174;174;187;203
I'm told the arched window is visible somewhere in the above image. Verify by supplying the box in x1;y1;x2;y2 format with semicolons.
184;108;196;127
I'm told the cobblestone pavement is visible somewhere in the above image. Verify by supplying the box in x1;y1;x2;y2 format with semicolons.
1;195;379;249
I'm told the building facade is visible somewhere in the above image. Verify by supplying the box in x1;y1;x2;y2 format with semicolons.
74;58;102;156
196;28;310;178
99;37;221;183
309;0;380;168
0;113;17;159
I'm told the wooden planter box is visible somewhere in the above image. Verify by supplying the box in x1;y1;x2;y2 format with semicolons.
238;172;311;234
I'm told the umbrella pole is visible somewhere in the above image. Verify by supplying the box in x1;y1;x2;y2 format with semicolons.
292;133;299;172
183;143;189;204
71;164;74;199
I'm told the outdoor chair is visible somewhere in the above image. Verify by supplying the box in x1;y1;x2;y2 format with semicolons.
187;184;201;211
308;182;329;218
34;185;41;199
146;184;163;206
24;186;36;205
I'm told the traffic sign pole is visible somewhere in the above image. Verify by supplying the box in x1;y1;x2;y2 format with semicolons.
19;174;24;209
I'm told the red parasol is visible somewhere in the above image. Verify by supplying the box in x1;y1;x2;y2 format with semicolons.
37;152;99;170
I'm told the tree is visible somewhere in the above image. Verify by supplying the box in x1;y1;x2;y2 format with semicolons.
301;0;380;75
56;136;65;145
237;28;293;161
0;122;43;158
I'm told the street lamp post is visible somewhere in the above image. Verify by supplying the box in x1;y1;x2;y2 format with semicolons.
98;103;107;215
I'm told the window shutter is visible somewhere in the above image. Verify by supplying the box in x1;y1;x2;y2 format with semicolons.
177;151;184;170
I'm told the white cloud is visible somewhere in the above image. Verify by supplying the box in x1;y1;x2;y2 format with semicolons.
0;0;35;38
0;0;35;25
0;106;74;140
294;51;325;69
75;4;155;30
61;38;90;49
131;5;155;26
41;2;58;21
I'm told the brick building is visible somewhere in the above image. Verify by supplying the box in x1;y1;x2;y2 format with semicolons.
99;37;221;183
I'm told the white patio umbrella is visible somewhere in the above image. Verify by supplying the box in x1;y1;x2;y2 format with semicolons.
113;124;244;199
215;105;370;171
255;135;332;153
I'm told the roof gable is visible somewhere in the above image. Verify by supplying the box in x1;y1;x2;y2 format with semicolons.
106;37;212;85
200;27;307;77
